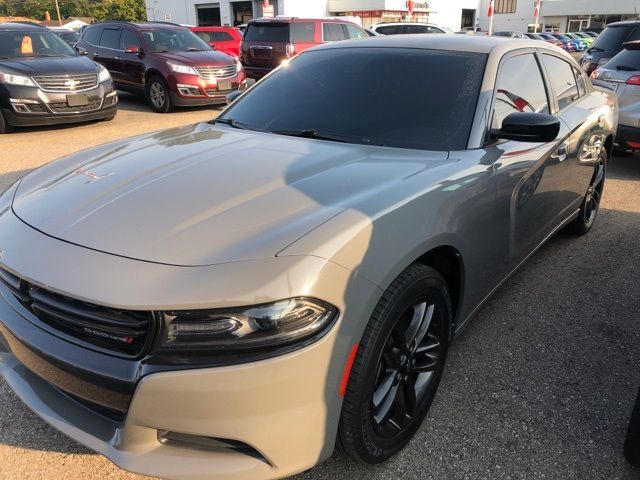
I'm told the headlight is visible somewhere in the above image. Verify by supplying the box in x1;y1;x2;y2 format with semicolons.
167;62;198;75
0;71;35;87
159;297;337;352
98;65;111;83
236;58;243;73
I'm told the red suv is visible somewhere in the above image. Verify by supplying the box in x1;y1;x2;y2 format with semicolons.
241;17;369;79
76;21;246;113
190;26;242;58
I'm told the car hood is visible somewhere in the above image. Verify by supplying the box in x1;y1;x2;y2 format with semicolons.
158;50;235;66
0;55;99;75
12;123;448;266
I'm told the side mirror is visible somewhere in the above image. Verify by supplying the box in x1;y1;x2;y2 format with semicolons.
226;90;242;105
76;47;88;56
124;45;141;54
490;112;560;143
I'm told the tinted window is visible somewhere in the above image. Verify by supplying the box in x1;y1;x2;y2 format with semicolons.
140;28;211;53
83;25;101;45
542;54;579;110
119;29;140;50
245;23;289;42
403;25;427;34
99;28;121;49
493;54;549;129
323;23;346;42
345;23;367;39
220;48;487;151
0;30;76;58
376;25;402;35
591;25;639;51
211;31;234;41
427;26;445;34
290;22;315;42
605;48;640;70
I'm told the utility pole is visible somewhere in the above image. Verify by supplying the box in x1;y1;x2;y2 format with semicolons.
54;0;62;26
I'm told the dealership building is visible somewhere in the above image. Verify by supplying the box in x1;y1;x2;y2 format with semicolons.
144;0;480;30
476;0;640;33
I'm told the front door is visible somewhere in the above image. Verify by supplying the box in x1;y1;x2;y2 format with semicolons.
490;50;574;267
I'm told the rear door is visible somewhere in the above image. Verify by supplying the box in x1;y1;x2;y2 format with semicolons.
540;52;604;208
490;50;573;265
96;27;122;80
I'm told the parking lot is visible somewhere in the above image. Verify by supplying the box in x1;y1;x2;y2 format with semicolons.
0;92;639;480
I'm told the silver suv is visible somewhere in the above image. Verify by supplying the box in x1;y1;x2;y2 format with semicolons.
592;40;640;153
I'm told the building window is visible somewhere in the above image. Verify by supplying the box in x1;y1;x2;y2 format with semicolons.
495;0;517;14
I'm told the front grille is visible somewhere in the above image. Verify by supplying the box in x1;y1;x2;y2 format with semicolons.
0;268;153;357
205;88;232;97
196;64;237;80
32;73;99;93
48;97;102;114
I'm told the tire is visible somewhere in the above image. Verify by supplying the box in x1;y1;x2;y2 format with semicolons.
566;147;607;235
101;115;116;122
624;386;640;467
339;263;452;464
0;110;12;134
145;75;172;113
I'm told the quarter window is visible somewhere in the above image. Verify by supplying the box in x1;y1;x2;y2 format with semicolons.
290;22;315;42
322;23;347;42
345;23;368;39
542;54;579;110
493;53;549;129
427;26;445;33
99;28;121;49
211;31;234;41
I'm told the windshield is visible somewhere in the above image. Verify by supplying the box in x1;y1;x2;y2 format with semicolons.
591;24;639;51
58;31;80;42
140;28;212;53
0;30;76;58
220;48;486;151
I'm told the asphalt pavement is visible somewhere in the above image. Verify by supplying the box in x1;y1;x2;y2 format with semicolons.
0;93;639;480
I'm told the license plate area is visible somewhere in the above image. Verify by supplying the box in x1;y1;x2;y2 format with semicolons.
217;79;232;91
67;94;89;107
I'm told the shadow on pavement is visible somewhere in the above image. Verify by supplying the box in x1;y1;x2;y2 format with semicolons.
609;154;640;181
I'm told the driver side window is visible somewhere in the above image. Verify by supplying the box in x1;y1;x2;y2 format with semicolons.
493;53;550;129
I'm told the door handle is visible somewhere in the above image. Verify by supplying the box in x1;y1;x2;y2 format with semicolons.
92;52;98;57
114;56;120;60
551;142;569;162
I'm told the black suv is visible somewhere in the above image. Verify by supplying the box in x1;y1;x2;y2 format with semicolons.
0;23;117;134
580;20;640;75
75;21;244;113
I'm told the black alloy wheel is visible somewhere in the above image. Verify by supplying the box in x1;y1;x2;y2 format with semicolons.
567;141;606;235
339;263;451;463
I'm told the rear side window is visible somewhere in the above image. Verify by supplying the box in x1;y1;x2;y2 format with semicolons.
376;25;402;35
493;53;549;129
345;23;367;39
542;54;579;110
605;48;640;70
403;24;427;34
99;28;121;49
244;23;289;42
119;29;140;50
290;22;315;42
83;26;101;45
211;31;234;41
323;23;346;42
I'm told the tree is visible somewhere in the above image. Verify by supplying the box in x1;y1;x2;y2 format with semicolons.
0;0;146;21
92;0;146;21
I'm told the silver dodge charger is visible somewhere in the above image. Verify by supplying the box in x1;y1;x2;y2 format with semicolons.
0;36;617;479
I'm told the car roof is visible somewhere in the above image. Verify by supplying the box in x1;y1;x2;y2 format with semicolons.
248;17;352;24
0;22;45;31
606;20;640;28
372;22;442;27
313;34;564;56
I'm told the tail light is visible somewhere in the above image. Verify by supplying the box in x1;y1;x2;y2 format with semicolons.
626;140;640;150
626;75;640;86
285;43;295;58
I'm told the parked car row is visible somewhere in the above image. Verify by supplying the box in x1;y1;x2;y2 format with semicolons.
494;30;596;51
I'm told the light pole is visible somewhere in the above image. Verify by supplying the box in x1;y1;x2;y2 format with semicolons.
54;0;62;26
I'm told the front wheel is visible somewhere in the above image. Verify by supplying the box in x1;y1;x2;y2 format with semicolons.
339;263;451;463
566;147;606;235
146;75;172;113
0;110;12;134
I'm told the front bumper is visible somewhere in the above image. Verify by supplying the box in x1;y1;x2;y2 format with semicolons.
167;70;246;107
0;81;117;127
0;209;381;479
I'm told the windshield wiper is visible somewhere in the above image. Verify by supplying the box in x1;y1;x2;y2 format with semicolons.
616;65;638;71
272;129;382;146
213;118;269;132
187;47;207;51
